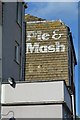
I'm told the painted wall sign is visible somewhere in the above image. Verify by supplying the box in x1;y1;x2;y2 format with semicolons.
26;29;65;53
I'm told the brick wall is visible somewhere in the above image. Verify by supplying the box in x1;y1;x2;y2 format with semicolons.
25;20;69;85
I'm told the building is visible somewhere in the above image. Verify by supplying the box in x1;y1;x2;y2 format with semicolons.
25;16;77;88
0;1;2;83
0;1;26;119
25;15;77;118
0;1;2;118
0;2;26;82
1;14;77;119
1;80;72;118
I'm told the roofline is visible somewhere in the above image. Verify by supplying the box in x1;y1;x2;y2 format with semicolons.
67;30;77;65
26;19;65;24
27;20;55;24
70;34;77;65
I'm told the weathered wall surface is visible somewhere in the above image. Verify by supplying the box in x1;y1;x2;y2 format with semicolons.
25;21;69;85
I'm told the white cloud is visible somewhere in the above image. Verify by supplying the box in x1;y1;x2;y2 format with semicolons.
27;2;78;22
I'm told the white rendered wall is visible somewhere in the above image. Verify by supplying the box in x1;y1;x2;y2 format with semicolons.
1;104;62;118
1;81;71;110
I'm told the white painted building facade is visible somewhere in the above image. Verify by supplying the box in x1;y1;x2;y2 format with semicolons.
1;80;72;118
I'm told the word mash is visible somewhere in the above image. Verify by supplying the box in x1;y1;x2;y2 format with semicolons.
26;29;65;53
27;42;65;53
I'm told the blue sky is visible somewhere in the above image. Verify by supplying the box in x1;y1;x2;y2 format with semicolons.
25;2;79;116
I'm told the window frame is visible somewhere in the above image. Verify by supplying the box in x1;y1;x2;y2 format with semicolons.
14;41;20;64
16;2;22;27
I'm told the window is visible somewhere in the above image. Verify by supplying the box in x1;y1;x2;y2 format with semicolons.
15;41;19;64
17;2;22;26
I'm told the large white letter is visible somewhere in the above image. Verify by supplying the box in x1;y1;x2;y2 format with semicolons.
52;29;63;40
26;43;39;53
39;45;47;53
56;42;60;52
42;33;50;41
60;44;65;52
48;45;55;52
37;31;42;41
27;31;36;41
